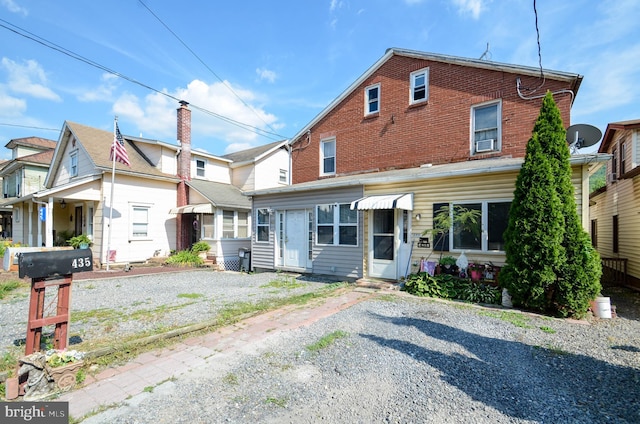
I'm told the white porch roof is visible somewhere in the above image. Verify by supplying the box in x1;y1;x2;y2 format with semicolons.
169;203;214;214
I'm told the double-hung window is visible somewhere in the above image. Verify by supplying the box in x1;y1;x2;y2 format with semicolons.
256;208;270;242
196;159;206;178
410;68;429;104
131;205;150;238
365;83;380;115
320;138;336;176
445;200;511;252
472;100;501;154
70;151;78;177
316;204;358;246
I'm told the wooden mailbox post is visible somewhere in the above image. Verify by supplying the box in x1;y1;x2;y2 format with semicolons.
18;249;93;355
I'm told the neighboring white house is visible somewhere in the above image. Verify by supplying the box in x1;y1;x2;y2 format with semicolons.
3;101;289;269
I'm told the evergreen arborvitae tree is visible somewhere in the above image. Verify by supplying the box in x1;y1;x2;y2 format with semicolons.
503;91;601;317
501;133;564;311
533;92;602;317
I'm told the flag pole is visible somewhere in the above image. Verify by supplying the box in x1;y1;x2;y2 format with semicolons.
106;117;117;271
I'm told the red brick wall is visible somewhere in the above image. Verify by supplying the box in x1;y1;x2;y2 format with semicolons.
291;55;576;184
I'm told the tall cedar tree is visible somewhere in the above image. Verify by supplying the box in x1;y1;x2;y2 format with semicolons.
502;92;601;317
501;133;564;311
533;91;601;317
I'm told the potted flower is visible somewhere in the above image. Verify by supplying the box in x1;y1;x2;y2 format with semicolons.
439;256;458;275
468;263;485;282
44;349;85;391
67;234;92;249
191;241;210;259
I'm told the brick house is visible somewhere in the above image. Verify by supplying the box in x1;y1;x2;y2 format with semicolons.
248;48;607;281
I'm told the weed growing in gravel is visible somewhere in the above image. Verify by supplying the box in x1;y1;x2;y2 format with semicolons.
306;330;348;352
261;273;305;290
265;396;287;407
534;345;571;356
143;386;154;393
177;293;205;299
478;310;533;328
223;373;239;385
539;326;556;334
0;280;25;299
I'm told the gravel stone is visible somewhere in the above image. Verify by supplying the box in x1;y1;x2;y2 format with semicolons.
2;270;639;423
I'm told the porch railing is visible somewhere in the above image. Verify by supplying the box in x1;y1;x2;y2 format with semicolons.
600;257;628;287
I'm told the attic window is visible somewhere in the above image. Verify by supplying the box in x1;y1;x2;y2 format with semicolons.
410;67;429;104
70;151;78;177
365;83;380;115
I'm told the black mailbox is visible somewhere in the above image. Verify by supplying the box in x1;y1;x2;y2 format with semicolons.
18;249;93;279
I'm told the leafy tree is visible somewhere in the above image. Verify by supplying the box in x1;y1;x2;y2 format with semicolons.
502;92;601;317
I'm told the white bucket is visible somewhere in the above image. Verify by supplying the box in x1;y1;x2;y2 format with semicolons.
594;297;612;319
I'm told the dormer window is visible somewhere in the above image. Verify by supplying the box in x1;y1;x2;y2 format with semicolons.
365;83;380;115
410;67;429;104
70;151;78;177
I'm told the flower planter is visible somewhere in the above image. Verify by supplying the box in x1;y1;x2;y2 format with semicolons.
46;360;83;391
470;269;483;282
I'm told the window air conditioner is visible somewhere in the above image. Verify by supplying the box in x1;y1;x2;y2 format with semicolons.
475;139;495;153
607;172;617;183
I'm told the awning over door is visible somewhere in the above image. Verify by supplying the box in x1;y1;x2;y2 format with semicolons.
169;203;214;214
350;193;413;210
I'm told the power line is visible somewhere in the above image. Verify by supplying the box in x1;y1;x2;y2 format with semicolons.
137;0;283;137
0;18;285;141
0;122;60;132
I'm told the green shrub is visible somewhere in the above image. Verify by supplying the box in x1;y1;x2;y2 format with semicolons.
404;273;501;305
165;250;203;266
191;241;210;253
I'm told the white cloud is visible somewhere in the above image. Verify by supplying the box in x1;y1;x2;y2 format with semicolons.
0;88;27;117
112;79;280;151
78;73;120;102
451;0;484;19
256;67;277;83
1;58;61;101
329;0;343;12
1;0;28;15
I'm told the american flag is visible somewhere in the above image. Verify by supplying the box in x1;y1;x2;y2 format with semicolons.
110;122;131;166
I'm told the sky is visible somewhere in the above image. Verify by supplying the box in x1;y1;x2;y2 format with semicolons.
1;0;638;159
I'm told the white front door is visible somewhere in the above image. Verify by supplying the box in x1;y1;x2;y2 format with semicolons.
369;209;397;279
283;210;306;268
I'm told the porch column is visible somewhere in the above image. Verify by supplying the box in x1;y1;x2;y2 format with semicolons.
28;202;33;246
46;197;53;247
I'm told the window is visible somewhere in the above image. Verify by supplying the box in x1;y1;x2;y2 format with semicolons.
222;210;235;238
591;219;597;247
620;143;626;175
446;200;511;252
131;206;149;238
316;204;358;246
88;206;94;237
70;151;78;177
320;138;336;175
410;68;429;104
256;208;270;242
472;101;501;154
279;169;287;184
196;159;206;178
237;211;248;238
202;214;214;239
612;147;617;177
365;83;380;115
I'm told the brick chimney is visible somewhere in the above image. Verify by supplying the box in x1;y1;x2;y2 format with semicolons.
176;100;192;251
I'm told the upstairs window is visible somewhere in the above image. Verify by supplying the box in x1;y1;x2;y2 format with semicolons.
320;138;336;176
472;101;501;154
279;169;288;184
620;142;626;175
365;83;380;115
70;151;78;177
196;159;206;178
410;68;429;104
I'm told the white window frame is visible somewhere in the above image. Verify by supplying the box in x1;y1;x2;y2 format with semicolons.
315;203;358;247
448;199;511;252
201;213;215;239
130;204;151;239
320;137;336;176
70;151;78;177
279;169;288;184
195;158;206;178
221;210;251;239
471;100;501;155
410;67;429;105
364;83;380;115
256;208;270;242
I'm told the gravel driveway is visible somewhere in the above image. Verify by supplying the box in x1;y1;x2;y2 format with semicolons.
2;269;640;423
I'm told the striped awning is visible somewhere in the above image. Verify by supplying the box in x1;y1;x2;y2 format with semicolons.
350;193;413;210
169;203;214;214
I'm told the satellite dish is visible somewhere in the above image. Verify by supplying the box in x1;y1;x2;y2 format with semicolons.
566;124;602;150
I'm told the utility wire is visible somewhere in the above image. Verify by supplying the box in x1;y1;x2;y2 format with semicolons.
0;18;284;141
0;122;60;132
522;0;546;93
137;0;283;138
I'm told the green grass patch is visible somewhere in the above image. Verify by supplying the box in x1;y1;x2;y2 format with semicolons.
539;326;556;334
260;274;305;290
264;396;287;407
223;373;239;385
306;330;348;352
0;280;24;300
177;293;205;299
478;310;533;329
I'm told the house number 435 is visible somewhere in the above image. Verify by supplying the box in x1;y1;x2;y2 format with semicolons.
72;257;92;268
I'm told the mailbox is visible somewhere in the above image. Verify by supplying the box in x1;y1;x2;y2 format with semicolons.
18;249;93;279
